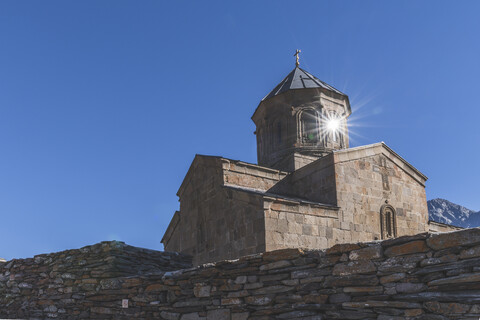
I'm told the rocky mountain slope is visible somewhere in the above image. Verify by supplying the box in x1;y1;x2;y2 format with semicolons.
428;198;480;228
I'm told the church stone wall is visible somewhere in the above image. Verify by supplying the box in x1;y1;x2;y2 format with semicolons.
165;189;266;266
269;152;337;206
164;156;271;265
264;198;339;251
4;229;480;319
163;156;223;257
334;144;429;243
267;152;320;173
165;144;431;264
221;159;288;191
266;143;429;250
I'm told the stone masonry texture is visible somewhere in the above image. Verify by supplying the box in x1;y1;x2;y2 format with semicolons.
252;88;351;172
163;143;459;265
3;228;480;319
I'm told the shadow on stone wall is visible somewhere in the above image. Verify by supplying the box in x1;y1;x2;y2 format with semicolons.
2;229;480;319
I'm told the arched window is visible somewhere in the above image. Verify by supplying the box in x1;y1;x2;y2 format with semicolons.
326;111;340;143
301;110;319;143
380;205;397;239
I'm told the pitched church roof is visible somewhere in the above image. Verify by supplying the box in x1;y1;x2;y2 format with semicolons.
262;67;347;101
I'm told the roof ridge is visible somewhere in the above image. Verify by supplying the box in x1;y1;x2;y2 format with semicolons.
261;66;347;102
298;67;323;87
299;67;345;94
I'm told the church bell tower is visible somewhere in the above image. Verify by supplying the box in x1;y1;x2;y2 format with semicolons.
252;51;352;172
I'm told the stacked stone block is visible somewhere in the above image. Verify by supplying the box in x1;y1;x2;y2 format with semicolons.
164;144;460;265
4;229;480;319
0;241;191;319
163;156;289;265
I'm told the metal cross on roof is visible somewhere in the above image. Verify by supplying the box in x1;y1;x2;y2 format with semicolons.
294;49;301;67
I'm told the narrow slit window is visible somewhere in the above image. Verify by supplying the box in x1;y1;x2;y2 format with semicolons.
380;205;396;239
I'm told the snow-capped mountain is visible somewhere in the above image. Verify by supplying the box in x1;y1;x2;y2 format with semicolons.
428;198;480;228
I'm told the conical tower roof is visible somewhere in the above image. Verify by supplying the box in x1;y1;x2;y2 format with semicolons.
262;66;347;101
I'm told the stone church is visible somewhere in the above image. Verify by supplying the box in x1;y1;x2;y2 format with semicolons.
162;55;458;265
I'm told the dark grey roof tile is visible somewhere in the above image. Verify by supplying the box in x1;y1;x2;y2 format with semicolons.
262;67;346;101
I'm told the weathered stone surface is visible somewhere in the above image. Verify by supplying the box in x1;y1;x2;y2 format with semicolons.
428;273;480;287
206;309;230;320
378;253;425;273
291;268;329;279
193;284;211;297
329;293;351;303
382;233;428;248
324;274;379;287
234;276;247;284
325;310;375;319
327;243;362;255
395;291;480;303
174;299;213;308
343;286;383;293
180;313;204;320
332;260;376;276
380;273;405;284
259;260;291;271
252;285;293;295
231;313;249;320
145;283;168;292
244;295;272;305
161;311;180;320
384;240;429;257
220;297;242;305
304;294;328;304
424;301;471;314
91;307;114;314
420;254;458;267
262;249;304;261
414;257;480;275
349;245;383;261
395;282;426;293
243;282;262;289
459;245;480;259
342;301;422;308
227;289;249;298
3;230;480;319
404;308;423;316
427;228;480;250
277;311;317;318
376;316;403;320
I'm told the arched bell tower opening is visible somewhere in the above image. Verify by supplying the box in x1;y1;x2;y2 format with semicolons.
252;54;351;172
299;108;320;143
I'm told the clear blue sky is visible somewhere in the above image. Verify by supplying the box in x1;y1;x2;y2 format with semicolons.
1;1;479;260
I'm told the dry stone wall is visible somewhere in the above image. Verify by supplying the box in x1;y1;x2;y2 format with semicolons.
0;241;192;319
3;229;480;319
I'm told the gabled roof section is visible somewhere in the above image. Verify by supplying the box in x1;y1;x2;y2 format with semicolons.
262;67;347;101
333;142;428;186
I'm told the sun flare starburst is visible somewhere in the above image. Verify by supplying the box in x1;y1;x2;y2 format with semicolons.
327;118;340;132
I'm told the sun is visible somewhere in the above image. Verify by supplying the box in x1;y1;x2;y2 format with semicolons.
327;118;340;132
